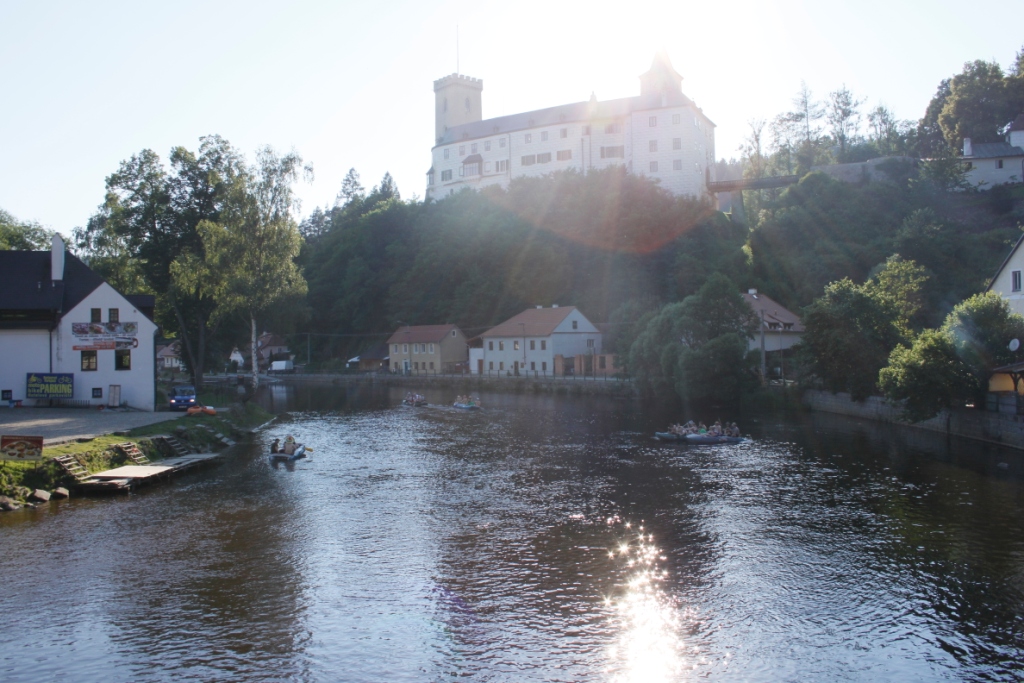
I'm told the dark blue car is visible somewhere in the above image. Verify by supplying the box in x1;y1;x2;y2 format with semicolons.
169;385;197;411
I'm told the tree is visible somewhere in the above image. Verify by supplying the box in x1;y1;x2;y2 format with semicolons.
867;255;931;332
825;85;864;161
801;278;908;400
629;274;755;403
938;60;1011;148
79;136;246;388
880;293;1024;421
0;208;52;250
200;147;310;390
336;167;366;207
879;329;975;422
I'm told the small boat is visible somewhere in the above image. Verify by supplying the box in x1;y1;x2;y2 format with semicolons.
684;433;745;445
453;402;480;410
402;397;428;407
270;444;306;462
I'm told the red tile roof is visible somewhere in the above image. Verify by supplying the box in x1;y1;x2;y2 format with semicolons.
481;307;578;338
387;324;461;344
742;292;804;332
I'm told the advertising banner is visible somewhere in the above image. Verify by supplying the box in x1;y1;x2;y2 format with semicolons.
26;373;74;399
71;322;138;351
0;435;44;462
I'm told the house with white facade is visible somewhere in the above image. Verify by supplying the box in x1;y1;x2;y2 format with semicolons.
963;113;1024;188
0;236;158;410
741;289;804;353
157;340;183;371
987;232;1024;316
426;51;716;201
473;306;602;376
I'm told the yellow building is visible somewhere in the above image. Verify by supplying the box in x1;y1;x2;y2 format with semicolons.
387;324;468;374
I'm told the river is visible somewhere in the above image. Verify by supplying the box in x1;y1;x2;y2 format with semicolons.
1;384;1023;682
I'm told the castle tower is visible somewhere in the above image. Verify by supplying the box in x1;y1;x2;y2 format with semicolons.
434;73;483;143
639;49;683;97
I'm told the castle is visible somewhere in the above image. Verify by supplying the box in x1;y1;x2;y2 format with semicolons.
426;51;716;200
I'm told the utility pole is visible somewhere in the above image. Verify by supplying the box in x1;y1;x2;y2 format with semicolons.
760;309;767;386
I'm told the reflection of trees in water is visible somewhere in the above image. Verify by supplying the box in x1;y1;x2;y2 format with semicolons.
102;457;309;680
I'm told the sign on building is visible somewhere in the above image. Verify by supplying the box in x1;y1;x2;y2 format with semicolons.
26;373;74;399
0;435;44;462
71;321;139;351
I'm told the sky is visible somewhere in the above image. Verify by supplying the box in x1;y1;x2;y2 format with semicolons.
2;0;1022;237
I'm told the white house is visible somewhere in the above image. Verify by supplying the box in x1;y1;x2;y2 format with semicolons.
741;289;804;352
157;341;183;371
987;232;1024;316
963;113;1024;188
0;236;158;410
426;51;716;201
474;306;601;376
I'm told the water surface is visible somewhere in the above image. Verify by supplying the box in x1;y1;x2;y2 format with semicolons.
1;385;1022;682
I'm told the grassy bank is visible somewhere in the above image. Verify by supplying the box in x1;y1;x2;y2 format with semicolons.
0;401;272;503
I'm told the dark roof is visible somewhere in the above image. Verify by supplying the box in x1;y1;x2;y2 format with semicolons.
387;324;462;344
0;250;104;318
358;342;390;361
435;91;708;147
1010;114;1024;132
741;291;804;332
967;142;1024;159
462;154;483;164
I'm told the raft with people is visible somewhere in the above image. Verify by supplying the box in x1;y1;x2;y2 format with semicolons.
269;435;307;461
656;420;746;444
402;393;428;407
452;395;481;410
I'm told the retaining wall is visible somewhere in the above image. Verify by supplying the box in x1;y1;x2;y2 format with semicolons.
278;373;638;398
803;389;1024;450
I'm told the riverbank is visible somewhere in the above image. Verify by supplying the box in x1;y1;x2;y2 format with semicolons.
0;401;273;507
803;389;1024;451
277;372;638;398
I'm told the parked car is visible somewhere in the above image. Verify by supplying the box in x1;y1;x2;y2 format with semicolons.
169;385;197;411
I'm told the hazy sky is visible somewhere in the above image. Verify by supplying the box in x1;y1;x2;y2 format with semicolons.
2;0;1021;237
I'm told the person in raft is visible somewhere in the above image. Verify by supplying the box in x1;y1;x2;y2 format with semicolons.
282;435;299;456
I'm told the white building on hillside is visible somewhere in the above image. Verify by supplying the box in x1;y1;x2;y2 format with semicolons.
472;305;601;376
987;232;1024;316
741;289;804;352
963;113;1024;188
426;51;716;200
0;236;158;410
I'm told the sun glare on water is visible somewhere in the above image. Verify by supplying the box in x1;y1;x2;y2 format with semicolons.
604;526;691;682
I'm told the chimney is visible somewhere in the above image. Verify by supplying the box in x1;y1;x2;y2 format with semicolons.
748;288;757;295
535;305;542;309
552;304;559;308
963;137;972;157
51;234;65;281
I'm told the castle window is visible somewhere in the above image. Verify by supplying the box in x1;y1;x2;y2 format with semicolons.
673;159;682;171
541;131;548;142
673;113;681;124
537;152;552;163
557;150;572;161
997;159;1004;169
649;116;657;127
91;308;101;323
525;133;532;143
485;140;491;151
499;138;506;148
444;149;449;159
649;140;658;152
108;308;119;323
441;170;452;181
521;155;536;166
499;341;504;351
464;162;480;176
459;145;465;155
560;128;568;138
649;161;658;172
673;138;681;150
82;350;97;371
600;146;624;159
459;167;464;177
1013;270;1022;292
496;160;508;172
471;143;478;154
583;125;591;135
604;122;621;134
444;98;448;112
427;170;435;185
465;97;471;112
